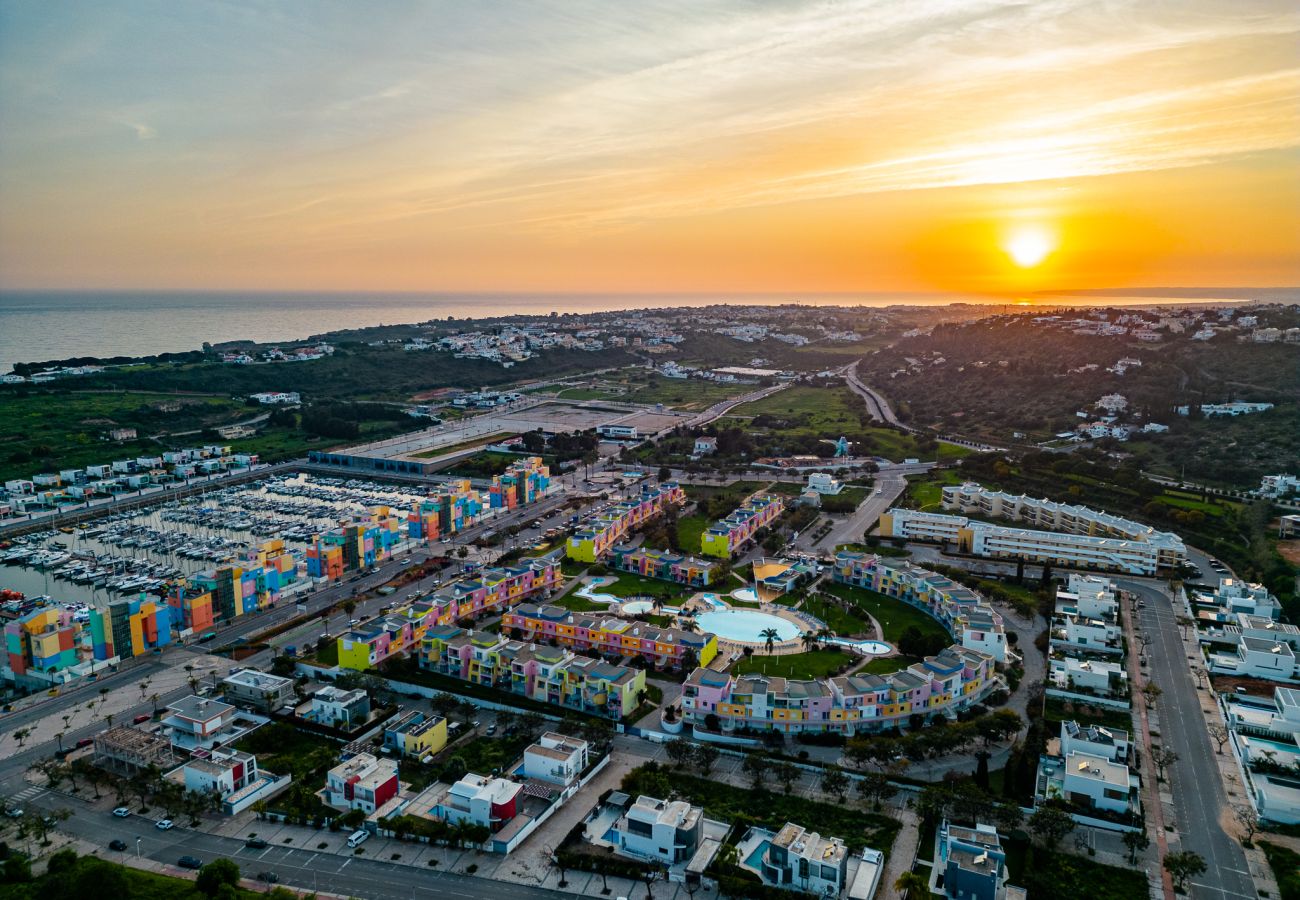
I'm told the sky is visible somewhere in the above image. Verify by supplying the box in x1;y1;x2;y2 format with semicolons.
0;0;1297;296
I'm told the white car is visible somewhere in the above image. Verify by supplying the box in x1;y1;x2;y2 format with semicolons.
155;819;175;830
112;807;131;818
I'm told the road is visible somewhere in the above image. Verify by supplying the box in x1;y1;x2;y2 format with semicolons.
845;361;909;429
1119;578;1256;900
810;471;908;551
26;792;568;900
685;381;788;428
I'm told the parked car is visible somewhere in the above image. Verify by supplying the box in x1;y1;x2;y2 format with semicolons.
486;724;498;736
245;838;269;849
133;714;151;725
109;839;128;851
256;872;279;883
112;807;131;818
155;819;174;830
5;808;22;819
177;856;202;870
75;738;94;749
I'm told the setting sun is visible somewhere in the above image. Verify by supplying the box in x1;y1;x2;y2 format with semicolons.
1004;225;1055;268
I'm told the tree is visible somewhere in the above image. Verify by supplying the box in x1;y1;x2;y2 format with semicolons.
1028;804;1075;851
1207;724;1229;754
694;743;720;775
760;627;780;655
666;740;694;770
1122;829;1150;864
820;764;849;801
774;761;799;794
856;772;896;810
1233;805;1259;844
12;727;32;749
196;858;241;897
1164;851;1206;892
1141;681;1163;708
1152;747;1179;782
742;751;769;790
894;871;930;899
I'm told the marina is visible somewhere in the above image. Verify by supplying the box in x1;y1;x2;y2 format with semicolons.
0;473;440;613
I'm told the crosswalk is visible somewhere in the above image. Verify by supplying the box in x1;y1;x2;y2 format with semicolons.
9;785;46;805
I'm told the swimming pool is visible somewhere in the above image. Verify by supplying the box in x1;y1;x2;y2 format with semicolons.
730;587;759;604
621;600;654;615
575;585;619;604
825;637;893;655
696;609;802;643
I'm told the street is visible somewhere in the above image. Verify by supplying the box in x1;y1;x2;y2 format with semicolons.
1119;578;1257;900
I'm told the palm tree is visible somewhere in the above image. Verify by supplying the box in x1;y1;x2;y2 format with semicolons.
894;870;930;899
760;627;780;655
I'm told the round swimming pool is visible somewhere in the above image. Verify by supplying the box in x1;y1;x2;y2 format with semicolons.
621;600;654;615
696;609;802;644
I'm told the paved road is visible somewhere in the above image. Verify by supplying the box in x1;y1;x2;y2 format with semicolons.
1120;578;1256;900
685;381;788;428
810;471;907;551
845;361;909;430
29;792;568;900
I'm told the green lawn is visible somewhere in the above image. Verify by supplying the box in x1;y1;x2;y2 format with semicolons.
621;764;899;854
858;654;922;674
234;723;339;782
556;387;618;401
443;450;520;478
414;434;514;458
1004;841;1148;900
905;468;965;511
675;514;711;552
597;574;689;600
1259;841;1300;900
619;374;753;412
732;648;853;679
820;583;951;644
801;593;874;635
1043;696;1133;732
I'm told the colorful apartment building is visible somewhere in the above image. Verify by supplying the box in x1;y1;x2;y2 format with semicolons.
179;539;302;627
4;607;78;679
383;710;448;759
408;479;485;541
832;552;1008;662
333;553;563;670
488;456;551;510
700;494;784;558
306;506;404;579
607;545;716;587
682;644;997;736
419;625;646;719
566;483;685;563
90;596;173;660
502;603;718;669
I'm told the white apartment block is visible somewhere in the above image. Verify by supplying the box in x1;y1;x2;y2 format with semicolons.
1060;720;1130;764
1051;655;1127;697
521;732;589;786
1052;615;1122;655
1227;688;1300;825
182;748;259;798
1258;474;1300;498
1056;574;1118;620
222;668;296;712
1175;402;1274;417
940;483;1187;568
1197;578;1282;621
758;822;849;896
611;795;703;865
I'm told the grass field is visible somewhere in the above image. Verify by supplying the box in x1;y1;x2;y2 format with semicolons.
858;654;922;674
619;374;753;411
732;648;853;678
801;592;873;635
820;583;951;644
597;574;688;600
904;468;965;510
1043;696;1133;732
1259;841;1300;900
675;514;711;552
412;431;515;458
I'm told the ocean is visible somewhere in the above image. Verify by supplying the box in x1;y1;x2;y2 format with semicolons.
0;289;1275;372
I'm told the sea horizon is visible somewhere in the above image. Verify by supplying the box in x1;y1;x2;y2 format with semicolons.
1;286;1294;372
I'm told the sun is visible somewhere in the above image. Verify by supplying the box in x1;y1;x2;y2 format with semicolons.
1004;224;1055;268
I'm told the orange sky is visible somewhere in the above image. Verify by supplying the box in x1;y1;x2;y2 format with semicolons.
0;1;1297;295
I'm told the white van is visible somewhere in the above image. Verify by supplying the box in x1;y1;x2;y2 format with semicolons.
347;830;370;848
